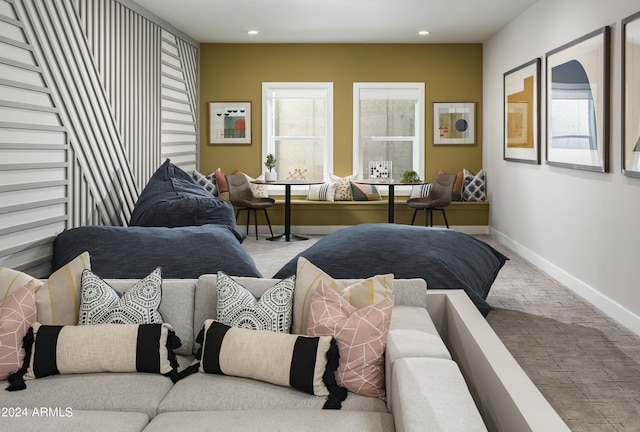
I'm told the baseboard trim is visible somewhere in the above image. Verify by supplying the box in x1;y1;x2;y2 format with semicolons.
490;227;640;337
246;224;489;236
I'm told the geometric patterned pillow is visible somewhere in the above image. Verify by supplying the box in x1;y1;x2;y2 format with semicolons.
0;281;37;380
192;170;218;197
307;282;394;400
78;268;164;325
241;173;269;198
292;257;393;335
462;168;486;202
350;182;381;201
216;271;295;333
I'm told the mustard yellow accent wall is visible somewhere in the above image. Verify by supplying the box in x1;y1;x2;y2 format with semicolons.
199;44;483;179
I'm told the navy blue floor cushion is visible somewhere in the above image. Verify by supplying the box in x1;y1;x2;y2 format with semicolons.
273;224;508;316
130;159;236;229
53;224;262;279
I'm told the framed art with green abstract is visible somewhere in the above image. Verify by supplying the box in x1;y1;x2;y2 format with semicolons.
545;26;610;172
209;102;251;144
433;102;475;144
623;11;640;177
503;58;541;164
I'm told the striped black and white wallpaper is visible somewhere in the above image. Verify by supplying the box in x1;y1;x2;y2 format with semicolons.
0;0;199;276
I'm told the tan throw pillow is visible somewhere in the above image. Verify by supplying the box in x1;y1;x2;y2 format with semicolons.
330;174;357;201
292;257;393;334
307;282;394;399
0;252;90;326
0;267;43;301
37;252;91;325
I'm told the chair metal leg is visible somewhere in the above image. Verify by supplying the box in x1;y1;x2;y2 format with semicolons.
441;209;450;228
263;209;274;237
410;209;418;225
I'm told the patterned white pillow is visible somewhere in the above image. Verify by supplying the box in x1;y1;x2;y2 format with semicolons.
409;183;433;199
79;268;164;325
216;271;295;333
307;182;337;201
330;174;357;201
462;169;486;202
242;173;269;198
192;170;218;197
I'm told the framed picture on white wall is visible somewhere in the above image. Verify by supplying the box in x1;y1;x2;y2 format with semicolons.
545;26;610;172
503;58;541;164
622;10;640;178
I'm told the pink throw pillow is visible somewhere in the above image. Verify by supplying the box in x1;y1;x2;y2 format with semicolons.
0;281;37;380
307;281;393;399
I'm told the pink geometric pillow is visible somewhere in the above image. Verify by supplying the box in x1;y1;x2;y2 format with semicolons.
0;281;37;380
307;281;394;399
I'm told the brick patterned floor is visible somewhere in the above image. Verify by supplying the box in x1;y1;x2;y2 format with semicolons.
481;235;640;432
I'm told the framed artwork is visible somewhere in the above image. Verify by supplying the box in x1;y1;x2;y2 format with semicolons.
208;102;251;144
503;58;541;164
623;11;640;177
433;102;475;144
545;26;610;172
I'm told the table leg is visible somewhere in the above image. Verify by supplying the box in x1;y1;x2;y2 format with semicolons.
388;184;395;223
267;184;308;241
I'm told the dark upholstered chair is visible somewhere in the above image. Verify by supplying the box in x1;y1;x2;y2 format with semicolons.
407;173;457;228
225;174;275;240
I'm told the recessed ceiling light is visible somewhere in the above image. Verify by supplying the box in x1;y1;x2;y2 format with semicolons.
418;30;429;36
248;30;259;35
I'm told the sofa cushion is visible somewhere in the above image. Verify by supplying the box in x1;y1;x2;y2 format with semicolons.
307;182;337;201
130;159;236;228
157;373;388;413
0;410;149;432
0;281;36;380
216;272;294;332
330;174;357;200
462;168;486;202
145;410;394;432
293;257;393;335
307;282;393;399
79;268;163;325
0;373;174;419
53;224;261;279
350;182;382;201
391;358;487;432
274;224;507;316
197;320;340;401
192;169;218;197
17;322;179;383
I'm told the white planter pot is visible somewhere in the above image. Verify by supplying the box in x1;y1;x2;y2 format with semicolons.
265;171;277;182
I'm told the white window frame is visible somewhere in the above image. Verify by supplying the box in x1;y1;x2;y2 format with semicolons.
262;82;334;194
353;82;425;196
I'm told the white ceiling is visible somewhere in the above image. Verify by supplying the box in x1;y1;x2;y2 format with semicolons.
131;0;538;44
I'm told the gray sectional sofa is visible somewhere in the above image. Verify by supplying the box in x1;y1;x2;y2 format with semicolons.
1;275;569;432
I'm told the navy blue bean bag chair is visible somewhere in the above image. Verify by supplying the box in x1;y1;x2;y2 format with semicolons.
273;224;508;316
130;159;236;229
53;224;262;279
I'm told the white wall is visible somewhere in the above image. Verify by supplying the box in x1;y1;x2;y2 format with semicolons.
484;0;640;334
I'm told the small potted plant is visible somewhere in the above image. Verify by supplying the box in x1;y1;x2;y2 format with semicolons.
264;153;277;182
401;170;421;183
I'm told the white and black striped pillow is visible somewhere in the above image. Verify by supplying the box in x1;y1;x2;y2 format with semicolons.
194;320;347;409
6;322;180;391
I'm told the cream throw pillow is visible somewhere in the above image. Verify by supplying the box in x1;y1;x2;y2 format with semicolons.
292;257;393;334
0;252;90;325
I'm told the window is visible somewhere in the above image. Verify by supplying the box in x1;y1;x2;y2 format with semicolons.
353;83;424;186
262;83;333;186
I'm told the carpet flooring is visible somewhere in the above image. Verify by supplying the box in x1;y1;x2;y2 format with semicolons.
242;232;640;432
